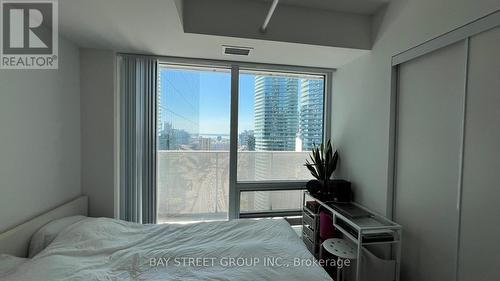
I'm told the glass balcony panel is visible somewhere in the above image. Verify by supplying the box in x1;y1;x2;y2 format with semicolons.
240;190;304;212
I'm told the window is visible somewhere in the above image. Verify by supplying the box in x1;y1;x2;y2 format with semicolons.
156;61;330;223
157;65;231;223
237;70;325;214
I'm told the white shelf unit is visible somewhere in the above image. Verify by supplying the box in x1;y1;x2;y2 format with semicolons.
303;192;402;281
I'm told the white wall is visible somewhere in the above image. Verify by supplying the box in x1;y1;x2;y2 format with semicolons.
0;37;81;232
331;0;500;214
80;48;116;218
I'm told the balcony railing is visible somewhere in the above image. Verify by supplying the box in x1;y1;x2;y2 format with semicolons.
157;151;311;223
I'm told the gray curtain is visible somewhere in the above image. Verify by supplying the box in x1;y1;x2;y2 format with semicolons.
118;55;157;224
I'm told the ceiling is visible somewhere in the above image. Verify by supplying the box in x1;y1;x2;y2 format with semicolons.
264;0;389;15
58;0;382;68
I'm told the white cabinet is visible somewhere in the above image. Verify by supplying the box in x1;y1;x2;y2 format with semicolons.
458;26;500;281
393;23;500;281
395;40;467;281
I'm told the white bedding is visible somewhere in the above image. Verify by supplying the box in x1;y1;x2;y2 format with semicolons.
2;217;331;281
28;215;87;258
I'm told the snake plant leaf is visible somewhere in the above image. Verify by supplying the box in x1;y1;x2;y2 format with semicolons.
305;159;320;179
305;165;319;179
326;150;339;178
325;141;332;164
304;139;339;182
319;143;324;163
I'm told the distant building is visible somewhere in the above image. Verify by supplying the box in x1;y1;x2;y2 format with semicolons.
299;79;324;150
250;75;324;210
239;130;255;151
253;76;324;152
198;137;212;151
159;122;191;150
246;135;255;151
254;76;299;151
253;76;299;208
211;141;230;151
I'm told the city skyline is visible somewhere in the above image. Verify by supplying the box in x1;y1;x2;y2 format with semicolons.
157;67;324;152
158;68;324;136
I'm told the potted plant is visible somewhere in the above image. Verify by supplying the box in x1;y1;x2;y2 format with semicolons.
304;139;339;199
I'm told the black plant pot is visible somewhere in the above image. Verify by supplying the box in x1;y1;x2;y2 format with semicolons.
307;179;352;203
306;180;322;195
307;179;334;201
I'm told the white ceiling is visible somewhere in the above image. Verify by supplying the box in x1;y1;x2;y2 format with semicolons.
59;0;372;68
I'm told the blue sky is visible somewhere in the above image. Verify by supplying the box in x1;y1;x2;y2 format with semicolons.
198;72;255;135
160;70;255;135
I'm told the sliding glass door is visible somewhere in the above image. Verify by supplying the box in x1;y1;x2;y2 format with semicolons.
156;61;330;223
157;65;231;223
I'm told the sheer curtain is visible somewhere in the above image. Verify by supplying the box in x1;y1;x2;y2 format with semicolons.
118;55;157;224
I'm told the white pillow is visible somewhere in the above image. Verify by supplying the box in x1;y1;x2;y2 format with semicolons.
28;215;87;258
0;254;27;277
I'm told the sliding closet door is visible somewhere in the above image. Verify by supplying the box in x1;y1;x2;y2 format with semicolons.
458;26;500;281
395;41;467;281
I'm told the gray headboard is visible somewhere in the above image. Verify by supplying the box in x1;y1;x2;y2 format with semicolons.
0;196;88;257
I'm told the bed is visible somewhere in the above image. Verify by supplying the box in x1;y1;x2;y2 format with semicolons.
0;196;331;281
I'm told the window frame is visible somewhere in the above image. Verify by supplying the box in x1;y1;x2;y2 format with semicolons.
153;55;334;220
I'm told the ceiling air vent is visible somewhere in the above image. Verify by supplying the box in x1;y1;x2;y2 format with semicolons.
222;45;253;56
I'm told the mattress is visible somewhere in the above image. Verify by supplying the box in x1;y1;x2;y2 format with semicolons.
2;217;331;281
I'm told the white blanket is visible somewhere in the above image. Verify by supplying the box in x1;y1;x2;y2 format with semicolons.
2;218;331;281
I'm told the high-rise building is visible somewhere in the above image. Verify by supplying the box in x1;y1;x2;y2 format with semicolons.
251;75;324;210
253;76;299;208
299;79;324;150
254;76;299;151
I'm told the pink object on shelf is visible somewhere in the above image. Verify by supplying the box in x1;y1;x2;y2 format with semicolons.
319;211;335;240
